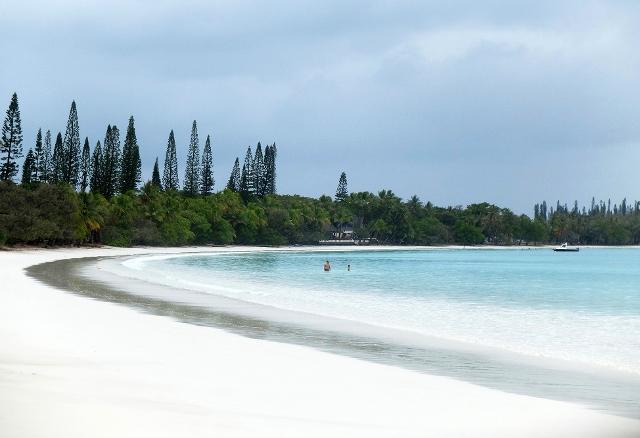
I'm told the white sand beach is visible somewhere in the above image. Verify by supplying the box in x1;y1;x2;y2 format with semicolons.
1;246;639;438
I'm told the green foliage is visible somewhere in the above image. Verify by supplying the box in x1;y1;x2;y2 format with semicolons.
413;216;450;244
0;182;86;244
33;128;43;182
5;172;640;247
21;149;35;185
80;137;91;192
530;197;640;245
335;171;348;202
51;132;64;184
11;90;638;248
239;146;253;199
1;93;23;181
200;135;214;195
78;191;108;244
162;130;179;190
253;142;264;196
119;116;141;193
151;157;162;189
61;101;81;187
90;140;103;193
227;157;240;191
183;120;200;196
40;130;52;183
101;125;121;198
454;221;485;245
263;143;277;195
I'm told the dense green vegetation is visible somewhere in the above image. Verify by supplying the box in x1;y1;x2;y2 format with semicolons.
3;180;640;247
2;92;640;247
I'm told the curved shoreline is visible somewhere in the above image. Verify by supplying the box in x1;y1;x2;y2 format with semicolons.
2;246;640;437
27;248;640;419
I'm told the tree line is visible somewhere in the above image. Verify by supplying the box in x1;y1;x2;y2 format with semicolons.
2;93;277;201
532;198;640;245
2;92;640;247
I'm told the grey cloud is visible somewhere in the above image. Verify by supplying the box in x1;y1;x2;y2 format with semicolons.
0;0;639;213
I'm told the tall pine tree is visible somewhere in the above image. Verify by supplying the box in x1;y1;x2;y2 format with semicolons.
101;125;121;198
335;171;348;202
239;146;253;199
200;134;214;195
227;157;240;191
253;142;264;196
270;143;277;194
51;132;64;184
61;101;81;187
162;130;179;190
263;143;277;195
90;140;103;193
21;149;35;185
151;157;162;189
80;137;91;192
183;120;200;196
1;93;23;181
40;130;52;183
119;116;141;193
32;129;43;182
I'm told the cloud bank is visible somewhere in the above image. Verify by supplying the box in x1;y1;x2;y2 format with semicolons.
1;0;639;212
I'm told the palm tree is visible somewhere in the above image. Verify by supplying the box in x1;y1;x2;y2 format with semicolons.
79;193;106;244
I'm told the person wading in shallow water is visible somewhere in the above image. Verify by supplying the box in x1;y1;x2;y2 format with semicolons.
323;260;331;271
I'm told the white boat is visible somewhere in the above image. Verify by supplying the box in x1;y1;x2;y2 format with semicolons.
553;242;579;252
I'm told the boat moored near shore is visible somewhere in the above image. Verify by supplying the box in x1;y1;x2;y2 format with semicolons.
554;243;580;252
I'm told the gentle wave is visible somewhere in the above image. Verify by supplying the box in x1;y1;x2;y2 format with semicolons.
115;249;640;375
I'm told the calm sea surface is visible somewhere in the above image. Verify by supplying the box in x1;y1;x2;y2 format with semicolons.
134;248;640;373
108;247;640;417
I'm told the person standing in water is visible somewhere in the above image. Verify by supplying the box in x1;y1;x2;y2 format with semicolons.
323;260;331;271
347;264;351;271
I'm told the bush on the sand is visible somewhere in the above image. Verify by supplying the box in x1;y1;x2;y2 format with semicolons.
0;182;87;245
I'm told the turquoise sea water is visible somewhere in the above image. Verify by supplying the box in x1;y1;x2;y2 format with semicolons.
136;248;640;373
120;247;640;416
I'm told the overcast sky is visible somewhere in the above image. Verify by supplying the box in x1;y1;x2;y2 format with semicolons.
1;0;639;213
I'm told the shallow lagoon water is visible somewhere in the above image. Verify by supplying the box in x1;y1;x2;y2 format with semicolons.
133;248;640;374
28;247;640;418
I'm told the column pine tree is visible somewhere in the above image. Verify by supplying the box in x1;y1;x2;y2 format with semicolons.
335;171;348;202
51;132;64;184
239;146;253;199
40;130;52;183
90;140;103;193
33;129;43;182
101;125;121;198
253;142;264;196
119;116;141;193
262;143;277;195
1;93;23;181
162;130;179;190
21;149;35;185
183;120;200;196
227;157;240;191
62;101;81;187
80;137;91;192
151;157;162;189
200;134;214;195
